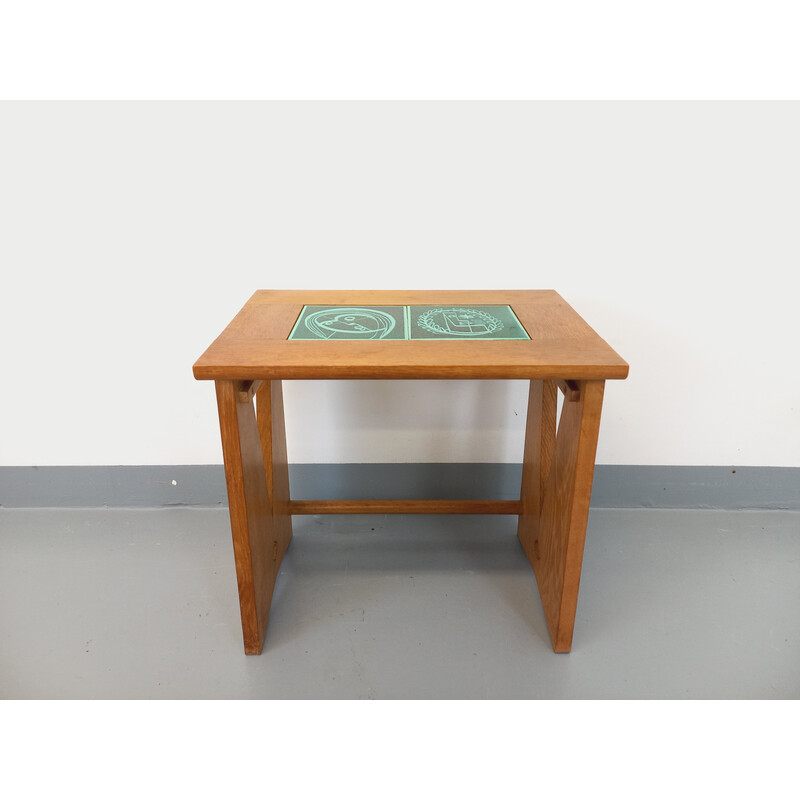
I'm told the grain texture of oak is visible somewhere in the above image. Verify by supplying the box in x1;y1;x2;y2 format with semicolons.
517;379;558;553
256;379;293;562
197;290;628;655
216;379;292;655
519;379;606;652
193;290;629;380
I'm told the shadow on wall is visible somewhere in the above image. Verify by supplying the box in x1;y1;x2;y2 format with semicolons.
283;379;530;463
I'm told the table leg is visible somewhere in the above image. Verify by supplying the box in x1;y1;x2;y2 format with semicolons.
216;379;293;654
518;379;605;652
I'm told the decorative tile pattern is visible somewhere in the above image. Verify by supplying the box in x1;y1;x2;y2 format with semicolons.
288;306;407;340
409;305;529;340
288;305;529;341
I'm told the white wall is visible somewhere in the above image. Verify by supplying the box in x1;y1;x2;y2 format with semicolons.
2;102;798;467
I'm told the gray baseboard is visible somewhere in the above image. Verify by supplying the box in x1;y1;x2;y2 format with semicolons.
1;464;798;510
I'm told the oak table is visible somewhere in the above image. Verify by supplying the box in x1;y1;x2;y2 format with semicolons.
193;290;629;654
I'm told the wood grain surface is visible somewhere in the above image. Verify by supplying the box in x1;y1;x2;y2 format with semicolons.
194;290;629;380
216;379;292;655
288;499;521;515
518;379;606;652
517;379;558;553
204;291;626;654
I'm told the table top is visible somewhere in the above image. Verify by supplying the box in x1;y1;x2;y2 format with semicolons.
193;290;629;380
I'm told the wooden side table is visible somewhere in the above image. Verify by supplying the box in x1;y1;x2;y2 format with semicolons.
193;290;628;654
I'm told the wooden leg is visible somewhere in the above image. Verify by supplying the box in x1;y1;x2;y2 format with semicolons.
518;379;605;652
216;379;293;654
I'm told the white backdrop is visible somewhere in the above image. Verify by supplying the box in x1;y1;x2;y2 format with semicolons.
2;102;798;467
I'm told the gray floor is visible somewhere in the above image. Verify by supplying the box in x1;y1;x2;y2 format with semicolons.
0;507;797;699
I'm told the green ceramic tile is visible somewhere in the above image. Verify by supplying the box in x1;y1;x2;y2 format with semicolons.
288;306;407;340
288;304;530;341
408;305;529;340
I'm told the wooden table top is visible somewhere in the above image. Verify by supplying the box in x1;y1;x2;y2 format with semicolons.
193;290;629;380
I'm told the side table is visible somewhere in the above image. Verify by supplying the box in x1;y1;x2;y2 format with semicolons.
193;290;628;654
